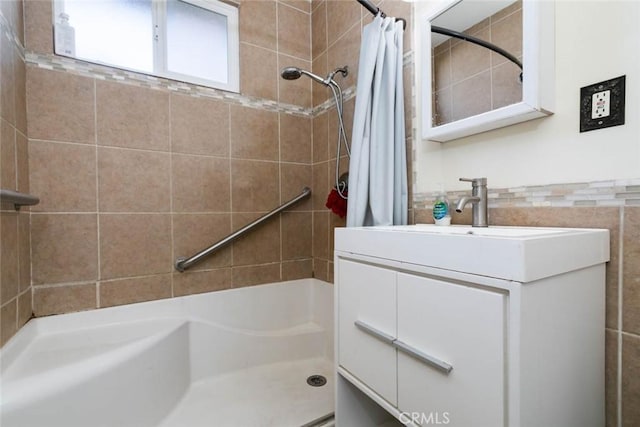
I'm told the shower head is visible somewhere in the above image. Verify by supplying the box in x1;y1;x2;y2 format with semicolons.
280;67;327;85
281;67;303;80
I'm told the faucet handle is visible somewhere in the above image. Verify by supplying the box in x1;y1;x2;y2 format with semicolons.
459;177;487;186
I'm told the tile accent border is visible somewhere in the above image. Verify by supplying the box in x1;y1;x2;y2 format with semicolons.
414;179;640;209
26;52;313;117
24;47;415;119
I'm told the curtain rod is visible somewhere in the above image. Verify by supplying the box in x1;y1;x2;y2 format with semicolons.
356;0;407;30
431;25;523;70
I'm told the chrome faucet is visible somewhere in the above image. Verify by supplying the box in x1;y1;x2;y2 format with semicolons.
455;177;488;227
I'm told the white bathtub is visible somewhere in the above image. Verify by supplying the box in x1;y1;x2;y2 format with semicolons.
0;279;334;427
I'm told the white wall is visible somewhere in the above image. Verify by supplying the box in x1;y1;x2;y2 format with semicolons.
414;0;640;192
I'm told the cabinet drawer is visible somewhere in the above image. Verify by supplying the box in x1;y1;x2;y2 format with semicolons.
338;260;397;405
397;274;506;427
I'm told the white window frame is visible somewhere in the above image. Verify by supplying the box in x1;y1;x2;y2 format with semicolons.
53;0;239;93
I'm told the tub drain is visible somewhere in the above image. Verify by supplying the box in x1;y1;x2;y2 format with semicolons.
306;374;327;387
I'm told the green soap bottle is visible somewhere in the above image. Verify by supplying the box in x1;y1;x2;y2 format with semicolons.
432;192;451;226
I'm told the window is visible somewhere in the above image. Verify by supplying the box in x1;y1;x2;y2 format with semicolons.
53;0;239;92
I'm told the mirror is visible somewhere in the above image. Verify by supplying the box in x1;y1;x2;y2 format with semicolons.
420;0;555;142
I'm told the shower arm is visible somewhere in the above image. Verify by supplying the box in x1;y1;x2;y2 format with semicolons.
431;25;523;70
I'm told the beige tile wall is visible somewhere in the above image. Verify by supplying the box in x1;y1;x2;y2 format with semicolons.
23;0;314;317
432;0;523;125
311;0;414;280
0;0;32;346
4;0;640;425
414;204;640;426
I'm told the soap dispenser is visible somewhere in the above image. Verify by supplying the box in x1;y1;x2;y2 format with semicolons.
432;187;451;226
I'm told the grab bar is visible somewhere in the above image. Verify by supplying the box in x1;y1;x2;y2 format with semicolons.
0;189;39;210
175;187;311;272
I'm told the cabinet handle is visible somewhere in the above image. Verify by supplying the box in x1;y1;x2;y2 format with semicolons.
354;320;396;345
393;340;453;374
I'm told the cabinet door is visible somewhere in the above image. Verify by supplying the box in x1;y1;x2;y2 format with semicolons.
397;274;506;427
338;259;397;405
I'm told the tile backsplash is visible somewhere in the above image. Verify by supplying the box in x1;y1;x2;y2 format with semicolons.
413;182;640;427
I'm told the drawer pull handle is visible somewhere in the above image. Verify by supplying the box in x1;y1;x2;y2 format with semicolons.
393;340;453;374
354;320;395;345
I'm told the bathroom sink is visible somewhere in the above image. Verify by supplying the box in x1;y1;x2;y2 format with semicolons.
373;224;571;237
334;225;610;282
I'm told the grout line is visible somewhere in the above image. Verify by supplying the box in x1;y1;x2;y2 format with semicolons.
617;206;624;427
27;137;97;148
307;2;313;67
239;40;275;56
489;5;522;27
13;211;20;331
324;0;328;68
278;0;312;15
275;1;282;106
275;0;281;121
311;0;323;14
278;50;312;65
322;1;328;57
33;281;98;290
93;143;172;156
620;330;640;339
33;272;185;290
26;210;313;216
168;93;175;298
327;19;360;53
28;203;34;315
12;123;18;192
277;0;282;282
278;113;284;281
228;104;234;271
6;118;21;330
93;77;101;309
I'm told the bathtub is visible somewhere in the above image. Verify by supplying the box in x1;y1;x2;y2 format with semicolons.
0;279;334;427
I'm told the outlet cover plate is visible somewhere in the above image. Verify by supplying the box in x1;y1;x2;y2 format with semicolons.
580;76;625;132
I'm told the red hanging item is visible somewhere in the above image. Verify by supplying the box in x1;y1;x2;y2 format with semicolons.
325;188;348;218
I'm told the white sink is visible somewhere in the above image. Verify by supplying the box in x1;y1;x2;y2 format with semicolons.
374;224;571;237
334;225;610;282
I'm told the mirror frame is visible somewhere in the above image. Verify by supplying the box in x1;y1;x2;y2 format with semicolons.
421;0;555;142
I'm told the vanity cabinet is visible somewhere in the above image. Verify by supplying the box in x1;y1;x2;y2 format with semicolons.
339;260;505;426
334;225;609;427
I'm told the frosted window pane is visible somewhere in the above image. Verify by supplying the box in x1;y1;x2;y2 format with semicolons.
63;0;153;72
167;0;228;83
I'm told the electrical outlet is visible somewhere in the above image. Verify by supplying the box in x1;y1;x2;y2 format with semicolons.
580;76;625;132
591;90;610;119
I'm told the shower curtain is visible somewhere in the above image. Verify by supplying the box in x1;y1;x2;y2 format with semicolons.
346;15;407;227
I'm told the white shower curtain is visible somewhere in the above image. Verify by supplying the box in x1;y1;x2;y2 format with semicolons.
346;15;407;227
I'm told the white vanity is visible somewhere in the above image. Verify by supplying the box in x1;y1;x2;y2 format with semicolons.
334;225;609;427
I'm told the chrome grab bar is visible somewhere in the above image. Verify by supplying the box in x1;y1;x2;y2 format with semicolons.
175;187;311;272
0;189;39;210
